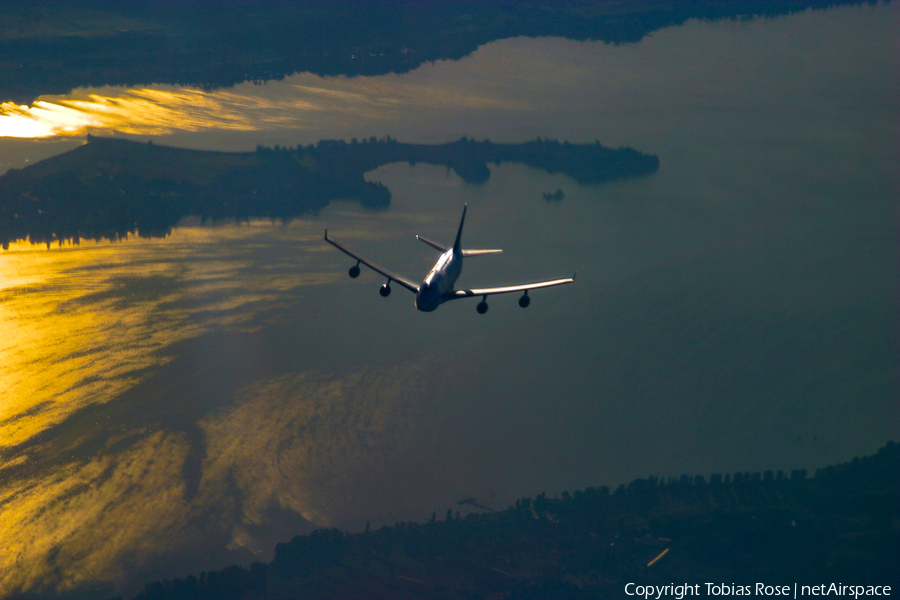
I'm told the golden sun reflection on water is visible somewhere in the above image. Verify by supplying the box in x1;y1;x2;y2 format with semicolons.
1;238;193;449
0;430;191;593
0;84;299;138
0;358;451;595
0;220;357;595
0;64;529;140
1;89;271;138
0;214;448;594
0;222;325;450
199;365;439;534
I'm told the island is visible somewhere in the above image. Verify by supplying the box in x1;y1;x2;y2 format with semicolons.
0;135;660;249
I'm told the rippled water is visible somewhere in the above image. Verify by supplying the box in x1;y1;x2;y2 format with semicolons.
1;4;898;597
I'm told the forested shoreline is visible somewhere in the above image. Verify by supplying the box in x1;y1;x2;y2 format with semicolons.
0;0;882;103
0;135;659;249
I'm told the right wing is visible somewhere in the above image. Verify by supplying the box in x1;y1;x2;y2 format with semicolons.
325;230;419;293
449;273;576;299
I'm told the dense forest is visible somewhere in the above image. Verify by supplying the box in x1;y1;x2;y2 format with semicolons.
114;442;899;600
0;0;884;103
0;135;659;248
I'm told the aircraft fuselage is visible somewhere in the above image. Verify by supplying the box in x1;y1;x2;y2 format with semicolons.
415;248;461;311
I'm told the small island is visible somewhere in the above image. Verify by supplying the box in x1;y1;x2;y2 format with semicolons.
543;189;565;202
0;136;659;249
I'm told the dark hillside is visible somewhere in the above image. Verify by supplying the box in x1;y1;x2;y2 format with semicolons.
0;0;880;103
122;442;899;600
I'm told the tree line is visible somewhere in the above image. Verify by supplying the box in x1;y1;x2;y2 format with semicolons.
0;135;658;249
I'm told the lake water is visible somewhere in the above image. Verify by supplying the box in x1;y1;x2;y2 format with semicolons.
1;3;898;597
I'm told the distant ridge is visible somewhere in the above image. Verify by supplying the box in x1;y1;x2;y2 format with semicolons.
0;0;882;103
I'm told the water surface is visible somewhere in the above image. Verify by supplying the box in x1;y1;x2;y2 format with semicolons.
0;3;898;596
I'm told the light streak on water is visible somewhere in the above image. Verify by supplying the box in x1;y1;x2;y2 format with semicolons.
0;68;530;140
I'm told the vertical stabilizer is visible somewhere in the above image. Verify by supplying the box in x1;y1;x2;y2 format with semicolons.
453;204;467;253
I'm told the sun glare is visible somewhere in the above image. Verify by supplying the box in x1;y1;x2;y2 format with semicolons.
0;102;70;138
0;68;524;141
0;85;324;139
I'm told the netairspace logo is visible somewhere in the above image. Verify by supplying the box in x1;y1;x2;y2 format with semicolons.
624;583;892;599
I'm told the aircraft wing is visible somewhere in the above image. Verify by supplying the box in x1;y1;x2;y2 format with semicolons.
449;273;576;299
325;230;419;293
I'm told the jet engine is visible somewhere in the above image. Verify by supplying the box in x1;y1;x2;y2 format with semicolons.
518;293;531;308
476;300;489;314
380;282;392;297
348;264;361;278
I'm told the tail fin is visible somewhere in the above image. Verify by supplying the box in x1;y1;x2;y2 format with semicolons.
453;204;467;254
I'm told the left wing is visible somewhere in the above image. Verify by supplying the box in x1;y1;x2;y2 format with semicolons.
416;235;448;253
449;273;576;299
325;230;419;293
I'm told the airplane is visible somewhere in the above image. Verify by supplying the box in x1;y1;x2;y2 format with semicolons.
324;204;575;314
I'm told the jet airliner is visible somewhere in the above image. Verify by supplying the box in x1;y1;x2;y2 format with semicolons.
324;205;575;313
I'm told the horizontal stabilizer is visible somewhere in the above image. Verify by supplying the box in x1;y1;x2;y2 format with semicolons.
416;235;448;252
417;235;501;257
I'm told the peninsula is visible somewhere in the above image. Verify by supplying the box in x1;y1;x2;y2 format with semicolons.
0;136;659;248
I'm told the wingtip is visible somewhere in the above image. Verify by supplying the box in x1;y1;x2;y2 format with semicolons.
324;228;328;239
572;271;578;281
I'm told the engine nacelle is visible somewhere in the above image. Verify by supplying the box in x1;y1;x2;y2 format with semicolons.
476;300;489;314
380;283;392;297
348;264;361;278
518;294;531;308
